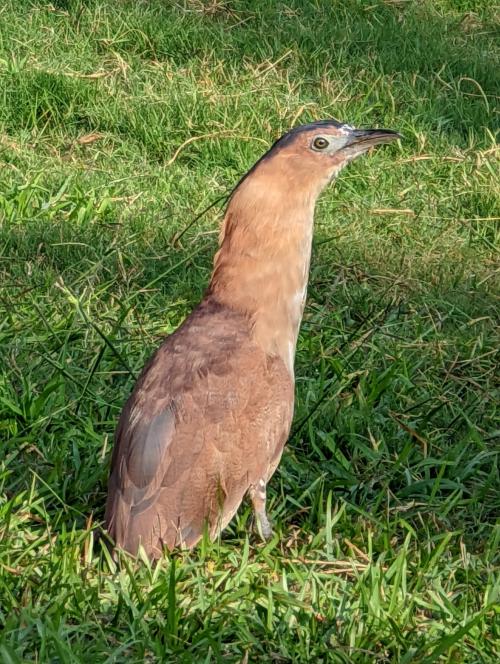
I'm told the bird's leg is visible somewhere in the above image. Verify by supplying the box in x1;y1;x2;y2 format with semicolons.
249;479;273;540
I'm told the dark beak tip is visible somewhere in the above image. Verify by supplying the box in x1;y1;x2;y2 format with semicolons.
356;127;401;135
371;129;403;141
348;127;403;148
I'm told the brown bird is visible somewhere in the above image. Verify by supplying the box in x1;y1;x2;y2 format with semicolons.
105;119;400;558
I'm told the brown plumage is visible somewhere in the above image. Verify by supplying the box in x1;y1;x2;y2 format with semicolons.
105;119;400;558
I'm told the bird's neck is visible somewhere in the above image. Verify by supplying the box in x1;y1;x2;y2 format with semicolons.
208;174;318;375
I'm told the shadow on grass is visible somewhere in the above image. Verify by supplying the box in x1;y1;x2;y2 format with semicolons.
2;0;497;145
1;0;497;541
2;209;497;531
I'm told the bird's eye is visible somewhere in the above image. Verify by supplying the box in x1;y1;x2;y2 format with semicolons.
312;136;329;150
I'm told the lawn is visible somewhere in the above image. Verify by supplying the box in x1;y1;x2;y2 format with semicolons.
0;0;498;661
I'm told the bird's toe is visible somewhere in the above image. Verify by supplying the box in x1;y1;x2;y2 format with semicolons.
255;512;273;541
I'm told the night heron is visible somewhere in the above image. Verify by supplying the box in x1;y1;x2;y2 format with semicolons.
105;119;400;558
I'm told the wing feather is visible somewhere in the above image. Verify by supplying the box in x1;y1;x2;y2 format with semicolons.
105;297;294;557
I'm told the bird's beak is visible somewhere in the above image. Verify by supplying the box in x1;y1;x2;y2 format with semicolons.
341;127;401;158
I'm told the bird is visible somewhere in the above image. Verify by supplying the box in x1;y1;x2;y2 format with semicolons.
104;119;400;559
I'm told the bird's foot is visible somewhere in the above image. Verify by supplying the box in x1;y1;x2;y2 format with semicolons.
256;511;273;541
249;480;273;541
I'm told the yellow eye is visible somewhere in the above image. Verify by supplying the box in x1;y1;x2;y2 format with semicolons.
312;136;329;150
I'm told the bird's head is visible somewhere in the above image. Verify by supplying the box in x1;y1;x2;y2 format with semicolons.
214;119;401;321
235;119;401;202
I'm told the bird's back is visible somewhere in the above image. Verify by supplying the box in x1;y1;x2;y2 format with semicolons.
105;294;294;557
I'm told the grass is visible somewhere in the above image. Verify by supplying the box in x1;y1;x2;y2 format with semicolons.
0;0;499;661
